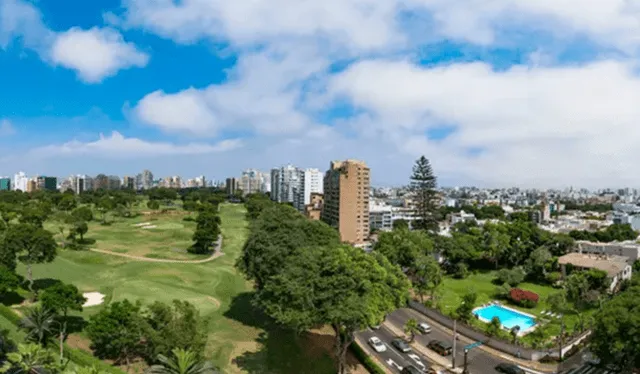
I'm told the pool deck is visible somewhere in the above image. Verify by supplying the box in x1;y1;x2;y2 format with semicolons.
472;302;538;336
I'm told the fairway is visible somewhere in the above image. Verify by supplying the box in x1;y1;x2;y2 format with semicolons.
22;204;340;374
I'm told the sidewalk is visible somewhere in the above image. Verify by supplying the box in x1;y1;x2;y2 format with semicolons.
383;321;462;374
401;308;558;373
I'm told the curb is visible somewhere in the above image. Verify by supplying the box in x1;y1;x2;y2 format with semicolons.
354;336;394;374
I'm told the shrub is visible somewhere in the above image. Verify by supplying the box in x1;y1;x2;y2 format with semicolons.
545;271;562;286
496;268;525;287
182;216;195;222
454;263;469;279
495;283;512;299
349;341;386;374
509;288;539;307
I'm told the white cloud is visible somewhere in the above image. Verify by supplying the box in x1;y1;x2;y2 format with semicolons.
0;0;147;82
0;120;16;136
50;27;149;83
31;131;242;158
134;45;325;135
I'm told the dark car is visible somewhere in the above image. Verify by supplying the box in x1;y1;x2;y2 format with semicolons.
401;365;423;374
495;363;525;374
427;340;452;356
391;338;412;353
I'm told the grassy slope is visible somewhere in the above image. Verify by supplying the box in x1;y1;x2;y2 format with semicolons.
21;204;338;374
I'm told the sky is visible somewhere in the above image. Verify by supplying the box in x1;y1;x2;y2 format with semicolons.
2;0;640;188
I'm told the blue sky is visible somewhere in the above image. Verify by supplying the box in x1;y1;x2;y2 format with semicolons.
2;0;640;187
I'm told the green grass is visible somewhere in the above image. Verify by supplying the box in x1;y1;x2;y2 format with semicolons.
437;271;596;348
19;204;338;374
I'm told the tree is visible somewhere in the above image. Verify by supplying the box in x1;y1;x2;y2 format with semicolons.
237;204;340;289
256;246;409;374
70;221;89;243
495;268;525;287
86;300;147;369
409;156;439;232
19;307;56;346
487;316;501;337
71;206;93;222
392;219;409;230
591;283;640;372
482;223;510;269
147;200;161;210
144;301;207;362
0;343;59;374
525;247;552;281
57;195;77;212
18;202;50;228
403;319;419;343
455;290;477;322
189;210;220;254
40;282;86;322
145;348;218;374
0;266;19;297
96;197;115;224
374;229;434;270
3;224;57;292
51;212;73;248
413;255;442;304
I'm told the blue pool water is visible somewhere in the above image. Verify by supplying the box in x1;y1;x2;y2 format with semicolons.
473;305;536;331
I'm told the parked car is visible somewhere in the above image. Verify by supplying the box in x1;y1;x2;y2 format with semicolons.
368;336;387;353
391;338;412;353
495;363;525;374
417;322;432;334
401;365;422;374
427;340;453;356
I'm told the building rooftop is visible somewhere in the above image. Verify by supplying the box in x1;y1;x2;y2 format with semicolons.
558;253;629;277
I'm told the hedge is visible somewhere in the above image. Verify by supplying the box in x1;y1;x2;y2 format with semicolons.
349;341;386;374
0;303;124;374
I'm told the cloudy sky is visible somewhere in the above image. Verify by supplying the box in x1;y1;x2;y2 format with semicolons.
1;0;639;188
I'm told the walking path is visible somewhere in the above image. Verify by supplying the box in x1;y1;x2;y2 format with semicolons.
88;237;224;264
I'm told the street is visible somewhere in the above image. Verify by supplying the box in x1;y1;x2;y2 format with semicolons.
357;308;546;374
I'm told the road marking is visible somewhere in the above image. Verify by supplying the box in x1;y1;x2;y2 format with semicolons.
386;359;403;371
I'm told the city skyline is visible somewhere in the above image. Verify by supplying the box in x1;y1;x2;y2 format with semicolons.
3;1;640;187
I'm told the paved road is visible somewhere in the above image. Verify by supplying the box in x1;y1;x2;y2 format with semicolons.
358;325;435;373
89;237;224;263
359;308;546;374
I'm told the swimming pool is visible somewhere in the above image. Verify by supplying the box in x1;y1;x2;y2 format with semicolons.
473;304;536;333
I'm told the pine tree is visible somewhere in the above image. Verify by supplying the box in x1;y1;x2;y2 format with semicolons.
409;156;438;231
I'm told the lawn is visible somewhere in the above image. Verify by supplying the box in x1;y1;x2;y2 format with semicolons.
436;271;596;348
17;204;343;374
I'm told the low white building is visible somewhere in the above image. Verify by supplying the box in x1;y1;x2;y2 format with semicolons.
576;240;640;261
369;201;417;231
450;210;476;225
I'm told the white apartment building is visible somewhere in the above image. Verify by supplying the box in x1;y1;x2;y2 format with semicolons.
240;169;267;195
13;172;28;192
450;210;476;225
369;200;417;231
293;168;323;212
270;165;299;203
576;240;640;261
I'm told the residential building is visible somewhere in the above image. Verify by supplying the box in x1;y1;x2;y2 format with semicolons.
26;179;36;193
108;176;121;190
305;193;324;220
225;178;238;195
160;176;181;189
321;159;370;245
94;174;109;190
0;177;10;191
575;240;640;261
136;170;154;190
270;165;300;204
68;175;86;194
123;176;135;189
294;168;323;212
84;176;94;191
36;176;57;191
558;253;632;293
369;202;392;231
450;210;476;225
240;169;266;196
13;172;27;191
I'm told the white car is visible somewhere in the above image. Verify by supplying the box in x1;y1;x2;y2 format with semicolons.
407;353;427;371
368;336;387;353
417;322;432;334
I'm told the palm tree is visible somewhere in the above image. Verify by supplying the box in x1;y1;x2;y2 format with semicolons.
403;319;420;343
65;365;110;374
1;343;58;374
145;349;218;374
19;307;55;346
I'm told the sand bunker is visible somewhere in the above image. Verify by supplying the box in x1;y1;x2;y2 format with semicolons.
133;222;152;227
141;225;157;229
83;292;105;307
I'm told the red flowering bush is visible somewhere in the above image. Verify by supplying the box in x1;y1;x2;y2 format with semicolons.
509;288;539;308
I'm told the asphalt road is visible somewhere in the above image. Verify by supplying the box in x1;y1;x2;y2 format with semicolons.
358;325;435;373
358;308;544;374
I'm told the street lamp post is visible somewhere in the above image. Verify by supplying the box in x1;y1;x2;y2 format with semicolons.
462;349;469;374
452;319;457;369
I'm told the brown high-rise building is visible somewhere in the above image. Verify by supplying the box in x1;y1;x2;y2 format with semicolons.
321;159;370;244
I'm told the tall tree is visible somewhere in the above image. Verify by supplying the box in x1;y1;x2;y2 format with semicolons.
409;156;439;232
3;224;57;291
413;255;442;304
86;300;147;369
374;228;434;270
145;348;218;374
19;306;56;346
257;246;409;374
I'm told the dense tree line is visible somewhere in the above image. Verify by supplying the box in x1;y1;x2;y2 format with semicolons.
238;198;409;374
438;205;506;220
568;223;638;242
560;201;613;213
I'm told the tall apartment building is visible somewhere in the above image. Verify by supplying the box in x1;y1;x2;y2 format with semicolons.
26;179;36;193
36;176;57;191
321;159;370;245
94;174;109;190
160;176;182;189
240;169;266;196
270;165;300;204
13;172;27;191
0;177;11;191
225;178;238;195
68;175;86;194
136;170;154;190
123;176;135;189
108;176;121;190
294;168;323;211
